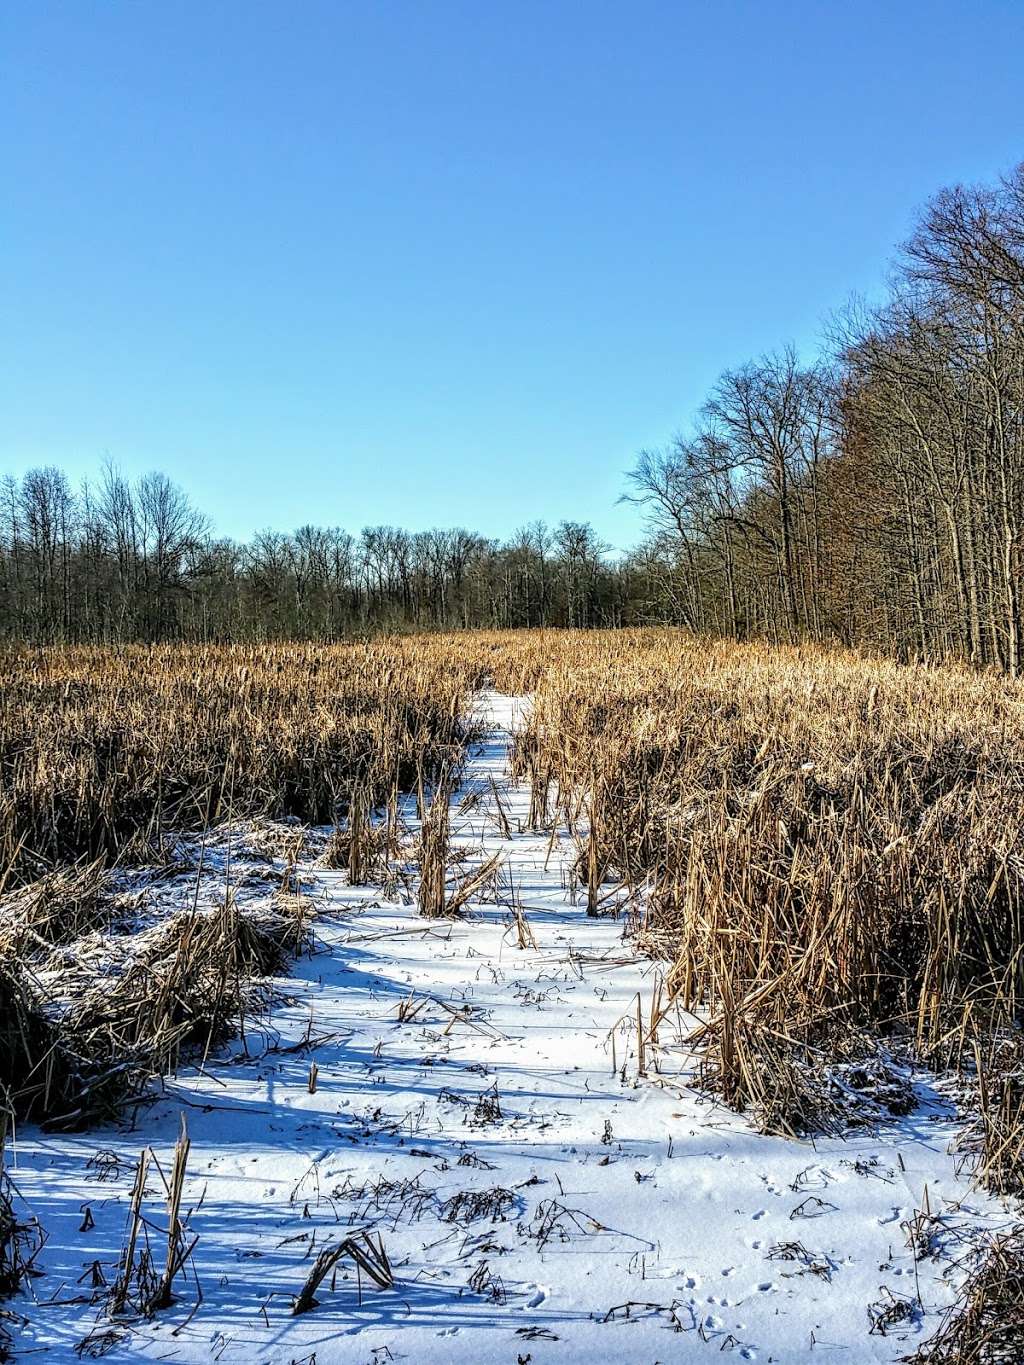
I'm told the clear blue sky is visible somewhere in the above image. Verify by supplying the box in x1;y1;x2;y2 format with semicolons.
3;1;1022;550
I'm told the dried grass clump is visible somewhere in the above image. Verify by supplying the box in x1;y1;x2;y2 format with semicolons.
320;782;396;885
413;767;503;919
1;895;316;1128
0;961;96;1127
906;1225;1024;1364
0;860;113;956
962;1036;1024;1197
695;1007;915;1138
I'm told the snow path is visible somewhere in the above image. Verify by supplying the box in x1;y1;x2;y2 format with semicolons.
9;691;1011;1363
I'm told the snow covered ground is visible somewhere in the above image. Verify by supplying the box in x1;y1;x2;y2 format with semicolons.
7;692;1014;1363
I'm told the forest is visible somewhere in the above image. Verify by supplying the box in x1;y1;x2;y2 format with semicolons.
5;163;1024;667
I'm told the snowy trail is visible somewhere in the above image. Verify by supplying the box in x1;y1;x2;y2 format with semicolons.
10;692;1011;1363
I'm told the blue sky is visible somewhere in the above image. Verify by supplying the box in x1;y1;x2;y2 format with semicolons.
3;1;1023;549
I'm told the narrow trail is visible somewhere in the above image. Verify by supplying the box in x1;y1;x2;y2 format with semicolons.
12;692;1009;1363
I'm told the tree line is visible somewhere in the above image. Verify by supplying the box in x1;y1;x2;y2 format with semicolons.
627;162;1024;672
0;464;642;639
4;162;1024;664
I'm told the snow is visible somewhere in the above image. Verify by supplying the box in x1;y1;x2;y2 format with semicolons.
7;691;1014;1363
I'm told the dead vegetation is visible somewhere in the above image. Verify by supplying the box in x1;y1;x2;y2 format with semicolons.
965;1035;1024;1197
292;1230;393;1314
5;628;1024;1357
0;1116;45;1360
1;889;317;1127
498;629;1024;1358
905;1225;1024;1363
417;770;504;918
509;633;1024;1159
10;628;1015;1150
0;639;480;1125
0;639;476;888
108;1117;199;1320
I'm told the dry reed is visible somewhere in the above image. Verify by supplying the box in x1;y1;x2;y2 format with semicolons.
0;638;483;1123
512;631;1024;1160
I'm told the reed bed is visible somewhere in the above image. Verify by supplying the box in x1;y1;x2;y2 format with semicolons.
511;631;1024;1158
0;639;479;888
5;628;1024;1147
0;638;484;1126
2;628;1023;1354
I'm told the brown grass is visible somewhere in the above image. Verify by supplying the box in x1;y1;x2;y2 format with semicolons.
0;639;478;887
4;628;1024;1157
905;1224;1024;1363
512;631;1024;1156
0;637;483;1124
2;627;1023;1353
